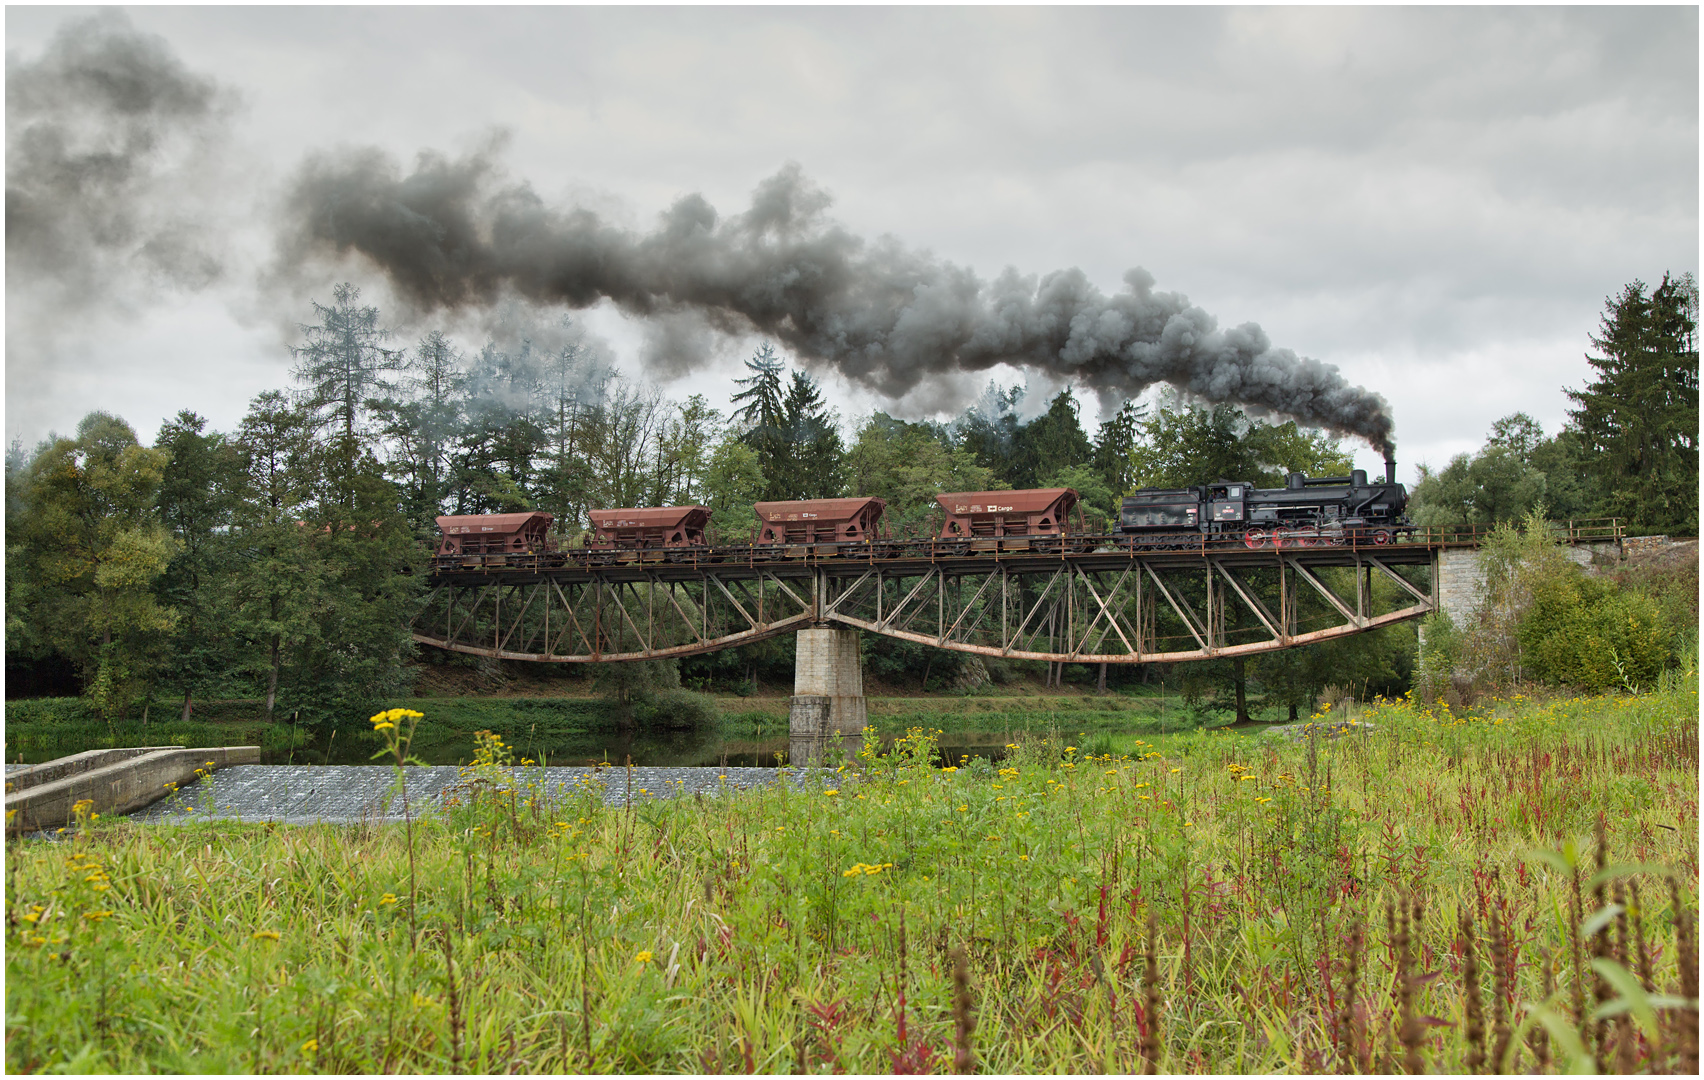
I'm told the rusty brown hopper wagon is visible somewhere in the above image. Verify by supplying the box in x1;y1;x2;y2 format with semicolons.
588;506;711;548
936;488;1080;542
435;512;556;558
754;497;886;546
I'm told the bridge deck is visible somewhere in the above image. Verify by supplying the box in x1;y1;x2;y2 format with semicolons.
427;536;1441;588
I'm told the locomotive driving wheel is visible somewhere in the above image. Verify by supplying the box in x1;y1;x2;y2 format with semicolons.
1243;529;1267;549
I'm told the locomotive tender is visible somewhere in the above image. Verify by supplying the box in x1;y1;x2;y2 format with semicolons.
431;462;1411;568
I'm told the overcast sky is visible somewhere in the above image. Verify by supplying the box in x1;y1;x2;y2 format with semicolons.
6;5;1697;484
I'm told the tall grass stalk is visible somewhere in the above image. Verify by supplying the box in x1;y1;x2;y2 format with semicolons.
5;681;1698;1072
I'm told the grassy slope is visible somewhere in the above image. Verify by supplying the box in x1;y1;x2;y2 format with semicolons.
7;676;1698;1073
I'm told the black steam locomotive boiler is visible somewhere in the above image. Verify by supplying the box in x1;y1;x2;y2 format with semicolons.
1119;461;1413;548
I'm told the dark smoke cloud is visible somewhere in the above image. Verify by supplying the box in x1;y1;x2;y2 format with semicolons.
287;149;1395;454
6;11;232;312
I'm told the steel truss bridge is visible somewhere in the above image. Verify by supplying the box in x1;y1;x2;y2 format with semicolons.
414;539;1441;665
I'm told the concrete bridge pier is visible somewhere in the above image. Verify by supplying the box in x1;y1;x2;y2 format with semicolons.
789;626;866;767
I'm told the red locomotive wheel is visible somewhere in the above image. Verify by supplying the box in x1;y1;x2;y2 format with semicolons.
1373;530;1392;545
1244;529;1267;549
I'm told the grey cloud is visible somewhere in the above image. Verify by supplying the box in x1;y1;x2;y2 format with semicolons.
6;10;232;310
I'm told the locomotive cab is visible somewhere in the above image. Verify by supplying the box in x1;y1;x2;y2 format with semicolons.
1206;483;1246;528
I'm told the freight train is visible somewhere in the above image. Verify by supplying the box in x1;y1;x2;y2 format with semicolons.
432;463;1411;569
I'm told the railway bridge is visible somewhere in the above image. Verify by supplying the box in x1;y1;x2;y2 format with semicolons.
412;521;1622;762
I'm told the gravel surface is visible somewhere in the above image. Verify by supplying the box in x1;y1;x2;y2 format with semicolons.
125;764;834;826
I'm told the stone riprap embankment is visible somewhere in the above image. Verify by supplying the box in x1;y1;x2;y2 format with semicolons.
127;764;835;826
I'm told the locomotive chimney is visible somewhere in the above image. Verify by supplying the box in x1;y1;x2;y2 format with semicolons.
1384;458;1396;485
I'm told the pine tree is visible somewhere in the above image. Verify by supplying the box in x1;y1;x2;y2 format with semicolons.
536;337;590;527
225;391;325;721
730;343;787;435
730;344;843;501
1092;401;1145;495
1567;272;1699;533
1009;391;1092;489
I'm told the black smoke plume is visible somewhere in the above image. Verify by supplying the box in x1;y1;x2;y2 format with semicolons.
282;150;1395;453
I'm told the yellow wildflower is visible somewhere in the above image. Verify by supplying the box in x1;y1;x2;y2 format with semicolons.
634;950;653;964
252;930;281;941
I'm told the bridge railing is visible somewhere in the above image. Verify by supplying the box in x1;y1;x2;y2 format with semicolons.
1411;517;1626;547
428;529;1434;576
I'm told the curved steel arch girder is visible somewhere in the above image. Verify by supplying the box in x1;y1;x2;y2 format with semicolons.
411;617;814;663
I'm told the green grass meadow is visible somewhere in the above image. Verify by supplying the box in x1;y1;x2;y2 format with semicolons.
6;678;1698;1072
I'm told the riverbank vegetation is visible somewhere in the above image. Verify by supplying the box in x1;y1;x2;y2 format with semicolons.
8;677;1696;1072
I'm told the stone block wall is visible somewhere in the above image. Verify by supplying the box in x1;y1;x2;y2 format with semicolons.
1435;547;1484;624
792;626;867;734
790;627;867;768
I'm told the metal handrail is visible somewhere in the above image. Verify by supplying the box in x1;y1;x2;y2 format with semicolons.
1411;517;1625;547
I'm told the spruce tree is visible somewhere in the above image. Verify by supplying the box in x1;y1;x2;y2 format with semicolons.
290;282;401;473
1567;272;1699;533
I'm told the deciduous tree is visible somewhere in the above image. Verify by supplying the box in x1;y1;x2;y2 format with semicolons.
9;413;178;717
154;410;242;720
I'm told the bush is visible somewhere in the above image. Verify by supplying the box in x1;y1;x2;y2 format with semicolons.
630;687;721;729
1413;612;1464;704
1434;509;1690;696
1520;572;1674;691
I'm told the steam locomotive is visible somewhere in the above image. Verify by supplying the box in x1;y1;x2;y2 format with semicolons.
432;463;1410;568
1119;462;1413;549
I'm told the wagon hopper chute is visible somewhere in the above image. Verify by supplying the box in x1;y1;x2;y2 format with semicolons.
936;488;1081;551
588;506;711;551
754;497;887;549
435;512;556;565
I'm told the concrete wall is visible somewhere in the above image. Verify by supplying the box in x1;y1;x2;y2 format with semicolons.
6;745;262;834
792;626;867;733
5;746;178;794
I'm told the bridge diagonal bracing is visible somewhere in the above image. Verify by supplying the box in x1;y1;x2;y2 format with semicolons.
414;545;1440;663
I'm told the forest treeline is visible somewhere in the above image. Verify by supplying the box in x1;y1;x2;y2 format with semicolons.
1408;273;1698;535
5;275;1696;724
